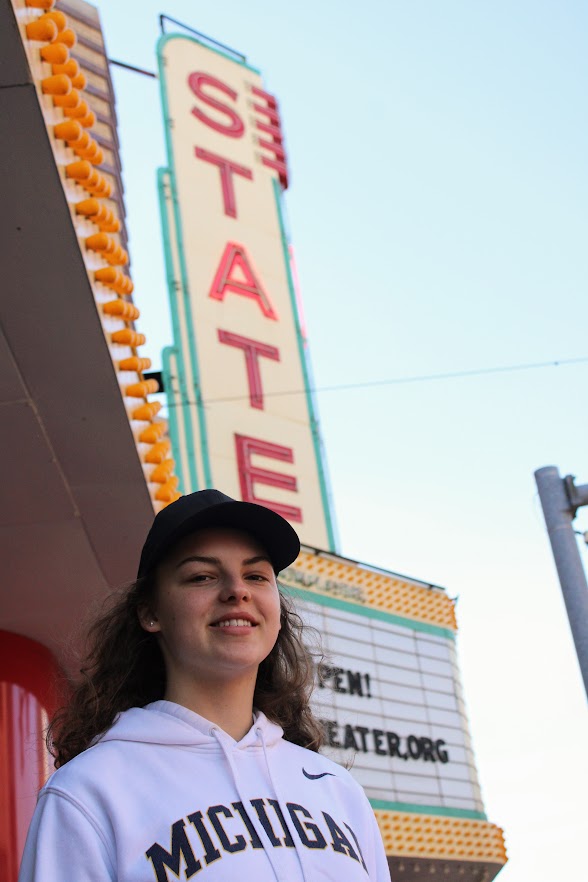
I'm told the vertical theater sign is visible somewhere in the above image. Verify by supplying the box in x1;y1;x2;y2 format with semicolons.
157;30;507;880
157;33;335;550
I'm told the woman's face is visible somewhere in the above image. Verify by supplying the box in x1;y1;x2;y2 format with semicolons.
140;527;282;691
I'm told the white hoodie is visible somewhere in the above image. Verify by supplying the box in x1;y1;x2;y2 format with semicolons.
19;701;391;881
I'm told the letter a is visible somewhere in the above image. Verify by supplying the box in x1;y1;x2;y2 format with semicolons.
209;242;278;319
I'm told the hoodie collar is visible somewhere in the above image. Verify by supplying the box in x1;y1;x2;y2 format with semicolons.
95;700;284;750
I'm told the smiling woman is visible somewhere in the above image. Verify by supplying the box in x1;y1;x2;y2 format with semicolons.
138;527;284;722
18;490;391;882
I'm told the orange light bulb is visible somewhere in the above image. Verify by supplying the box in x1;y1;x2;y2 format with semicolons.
65;159;92;180
54;28;76;48
41;73;71;95
64;101;89;119
45;10;67;31
78;111;96;128
52;88;80;108
39;43;68;64
70;130;91;151
51;58;78;77
139;422;167;443
26;17;58;42
95;266;118;285
26;0;56;9
120;357;152;373
54;119;81;141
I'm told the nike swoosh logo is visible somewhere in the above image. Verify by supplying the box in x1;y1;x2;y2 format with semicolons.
302;768;335;780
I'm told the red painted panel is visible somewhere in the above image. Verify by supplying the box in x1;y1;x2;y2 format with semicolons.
0;633;62;882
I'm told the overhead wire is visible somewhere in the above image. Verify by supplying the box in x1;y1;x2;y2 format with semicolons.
157;355;588;407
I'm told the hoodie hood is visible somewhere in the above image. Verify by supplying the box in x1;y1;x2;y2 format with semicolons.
96;700;285;750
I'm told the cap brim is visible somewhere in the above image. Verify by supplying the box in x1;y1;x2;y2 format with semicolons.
139;500;300;577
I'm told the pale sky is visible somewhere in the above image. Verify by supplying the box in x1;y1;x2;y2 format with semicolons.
90;2;588;878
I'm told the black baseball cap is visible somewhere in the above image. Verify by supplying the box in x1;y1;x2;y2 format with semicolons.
137;489;300;578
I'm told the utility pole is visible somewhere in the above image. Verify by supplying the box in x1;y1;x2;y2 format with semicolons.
534;465;588;701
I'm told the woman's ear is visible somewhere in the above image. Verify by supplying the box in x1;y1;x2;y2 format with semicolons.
137;604;160;634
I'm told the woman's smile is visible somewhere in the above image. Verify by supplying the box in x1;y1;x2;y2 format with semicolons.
212;616;258;629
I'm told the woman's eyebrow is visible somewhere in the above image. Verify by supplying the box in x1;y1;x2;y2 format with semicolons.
175;555;220;569
175;554;272;569
243;555;272;566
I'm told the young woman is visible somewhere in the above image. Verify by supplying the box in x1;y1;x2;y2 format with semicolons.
19;490;391;881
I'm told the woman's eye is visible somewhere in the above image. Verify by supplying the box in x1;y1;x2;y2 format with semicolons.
186;573;212;583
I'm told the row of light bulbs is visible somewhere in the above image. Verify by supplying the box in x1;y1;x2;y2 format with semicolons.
20;0;180;505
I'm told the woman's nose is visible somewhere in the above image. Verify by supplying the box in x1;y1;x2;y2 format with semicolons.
219;575;251;602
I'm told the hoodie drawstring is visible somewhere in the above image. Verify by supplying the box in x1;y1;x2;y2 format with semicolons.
256;726;311;882
210;726;296;882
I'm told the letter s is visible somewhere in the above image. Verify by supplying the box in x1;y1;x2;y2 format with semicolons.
188;73;244;137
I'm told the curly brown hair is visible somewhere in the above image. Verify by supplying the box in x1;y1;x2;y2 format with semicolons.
47;574;324;767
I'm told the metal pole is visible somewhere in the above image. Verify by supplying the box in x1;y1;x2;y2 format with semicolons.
535;465;588;700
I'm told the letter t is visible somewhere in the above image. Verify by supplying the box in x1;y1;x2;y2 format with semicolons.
218;330;280;410
195;147;253;218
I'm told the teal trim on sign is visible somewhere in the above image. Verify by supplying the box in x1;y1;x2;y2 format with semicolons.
156;39;213;487
281;584;456;640
272;178;337;552
161;345;185;495
369;799;487;821
157;169;198;490
157;31;260;74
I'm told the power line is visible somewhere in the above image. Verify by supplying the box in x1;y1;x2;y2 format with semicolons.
156;355;588;407
108;59;156;78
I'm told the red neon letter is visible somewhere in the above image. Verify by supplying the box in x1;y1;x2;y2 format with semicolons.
235;434;302;523
218;330;280;410
188;72;244;137
209;243;278;320
195;147;253;219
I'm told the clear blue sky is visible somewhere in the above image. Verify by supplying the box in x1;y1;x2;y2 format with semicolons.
92;1;588;878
